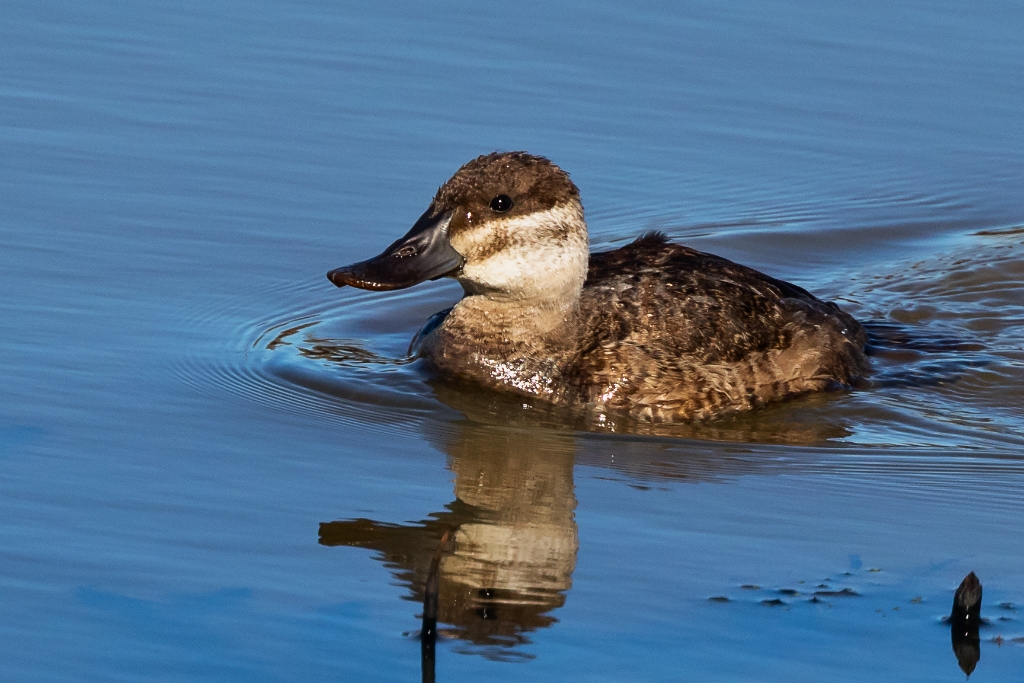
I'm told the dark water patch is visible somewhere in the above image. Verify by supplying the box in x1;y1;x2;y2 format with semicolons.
863;320;985;354
0;425;45;457
974;225;1024;237
815;588;860;597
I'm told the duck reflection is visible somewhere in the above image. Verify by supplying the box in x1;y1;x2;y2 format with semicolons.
319;420;578;654
313;342;853;659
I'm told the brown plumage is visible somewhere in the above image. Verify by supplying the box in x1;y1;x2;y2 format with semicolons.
329;152;869;422
569;233;867;420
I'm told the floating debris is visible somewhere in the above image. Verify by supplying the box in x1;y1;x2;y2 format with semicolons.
813;587;860;597
974;225;1024;237
778;588;801;596
949;571;983;677
951;572;983;630
708;595;730;603
740;584;760;590
761;598;787;606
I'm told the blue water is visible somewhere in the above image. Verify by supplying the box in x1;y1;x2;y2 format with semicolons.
3;1;1024;680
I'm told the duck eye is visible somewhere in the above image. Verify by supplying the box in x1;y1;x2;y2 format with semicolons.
489;195;513;213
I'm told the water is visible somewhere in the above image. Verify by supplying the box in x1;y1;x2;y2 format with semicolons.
2;1;1024;680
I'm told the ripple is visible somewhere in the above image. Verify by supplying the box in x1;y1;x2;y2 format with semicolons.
177;228;1024;453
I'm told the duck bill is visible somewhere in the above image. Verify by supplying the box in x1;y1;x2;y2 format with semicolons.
327;209;464;291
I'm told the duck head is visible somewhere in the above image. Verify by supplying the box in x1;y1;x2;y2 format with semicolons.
328;152;588;302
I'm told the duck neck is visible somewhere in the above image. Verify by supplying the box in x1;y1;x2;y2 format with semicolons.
449;290;581;349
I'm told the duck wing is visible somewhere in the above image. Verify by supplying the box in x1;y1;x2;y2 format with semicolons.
582;232;865;361
572;233;867;419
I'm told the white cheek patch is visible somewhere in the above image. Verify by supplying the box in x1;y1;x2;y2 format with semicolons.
453;205;588;297
463;241;587;295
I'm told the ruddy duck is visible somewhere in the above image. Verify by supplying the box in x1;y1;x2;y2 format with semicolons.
328;152;867;422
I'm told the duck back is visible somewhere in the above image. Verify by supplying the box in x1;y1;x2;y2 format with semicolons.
565;233;868;421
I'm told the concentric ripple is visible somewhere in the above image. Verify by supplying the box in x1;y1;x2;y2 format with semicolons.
180;228;1024;453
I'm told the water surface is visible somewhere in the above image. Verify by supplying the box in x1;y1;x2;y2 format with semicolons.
3;1;1024;680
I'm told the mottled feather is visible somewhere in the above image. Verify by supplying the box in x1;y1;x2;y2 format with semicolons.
564;232;867;420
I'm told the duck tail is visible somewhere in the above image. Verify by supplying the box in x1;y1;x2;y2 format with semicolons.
633;230;668;246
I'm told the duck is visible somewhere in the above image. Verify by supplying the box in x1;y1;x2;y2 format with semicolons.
328;152;868;422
